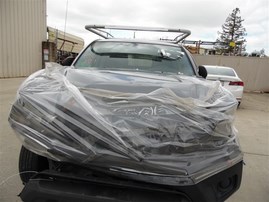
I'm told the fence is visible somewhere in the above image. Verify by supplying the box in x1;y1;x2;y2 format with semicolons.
193;55;269;92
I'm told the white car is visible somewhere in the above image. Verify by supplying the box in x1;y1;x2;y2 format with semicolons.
204;65;244;105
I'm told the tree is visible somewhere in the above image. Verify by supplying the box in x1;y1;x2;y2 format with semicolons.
215;8;247;55
250;49;267;57
260;48;265;56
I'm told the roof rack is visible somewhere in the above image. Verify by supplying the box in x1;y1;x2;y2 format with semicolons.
85;25;191;44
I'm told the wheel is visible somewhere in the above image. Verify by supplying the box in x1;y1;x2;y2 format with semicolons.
19;146;49;184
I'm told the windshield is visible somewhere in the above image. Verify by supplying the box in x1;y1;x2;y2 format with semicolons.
74;41;195;76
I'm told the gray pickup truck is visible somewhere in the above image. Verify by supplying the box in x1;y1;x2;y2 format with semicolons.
9;25;243;202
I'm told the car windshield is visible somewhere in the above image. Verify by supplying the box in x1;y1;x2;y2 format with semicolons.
206;67;236;77
74;41;195;76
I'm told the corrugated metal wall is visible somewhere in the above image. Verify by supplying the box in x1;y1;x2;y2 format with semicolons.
0;0;46;78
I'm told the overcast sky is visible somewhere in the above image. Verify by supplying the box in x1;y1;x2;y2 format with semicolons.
47;0;269;54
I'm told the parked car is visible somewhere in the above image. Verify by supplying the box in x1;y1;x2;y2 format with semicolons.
9;25;243;202
204;65;244;106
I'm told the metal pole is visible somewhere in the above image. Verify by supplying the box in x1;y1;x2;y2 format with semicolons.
63;0;68;53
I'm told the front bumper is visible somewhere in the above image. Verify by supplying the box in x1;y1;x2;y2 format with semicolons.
19;161;243;202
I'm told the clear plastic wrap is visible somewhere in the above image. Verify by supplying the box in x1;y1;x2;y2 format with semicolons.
9;63;242;185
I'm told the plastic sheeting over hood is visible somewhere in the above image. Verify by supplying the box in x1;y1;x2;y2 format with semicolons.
9;63;242;185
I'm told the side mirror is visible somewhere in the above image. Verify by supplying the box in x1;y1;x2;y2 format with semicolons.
198;66;207;79
61;56;76;66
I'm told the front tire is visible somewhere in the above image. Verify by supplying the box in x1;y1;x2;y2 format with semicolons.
19;146;49;184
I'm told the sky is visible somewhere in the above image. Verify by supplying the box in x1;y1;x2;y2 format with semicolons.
47;0;269;54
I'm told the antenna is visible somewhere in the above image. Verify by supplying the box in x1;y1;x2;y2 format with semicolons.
63;0;69;51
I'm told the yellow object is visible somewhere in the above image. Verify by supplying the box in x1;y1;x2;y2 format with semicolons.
229;41;236;47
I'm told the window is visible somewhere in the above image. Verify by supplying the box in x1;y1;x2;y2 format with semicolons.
206;67;236;77
74;41;195;76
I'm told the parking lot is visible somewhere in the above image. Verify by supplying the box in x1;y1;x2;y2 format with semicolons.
0;77;268;202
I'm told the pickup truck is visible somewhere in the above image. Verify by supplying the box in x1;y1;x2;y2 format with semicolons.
9;25;243;202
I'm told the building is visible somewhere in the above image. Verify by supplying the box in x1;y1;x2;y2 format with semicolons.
47;26;84;64
0;0;84;78
0;0;46;78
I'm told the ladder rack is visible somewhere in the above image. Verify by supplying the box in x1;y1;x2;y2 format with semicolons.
85;25;191;43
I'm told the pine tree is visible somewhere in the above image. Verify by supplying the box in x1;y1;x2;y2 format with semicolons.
215;8;247;55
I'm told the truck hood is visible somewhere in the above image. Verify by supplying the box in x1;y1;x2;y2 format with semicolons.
66;69;204;95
